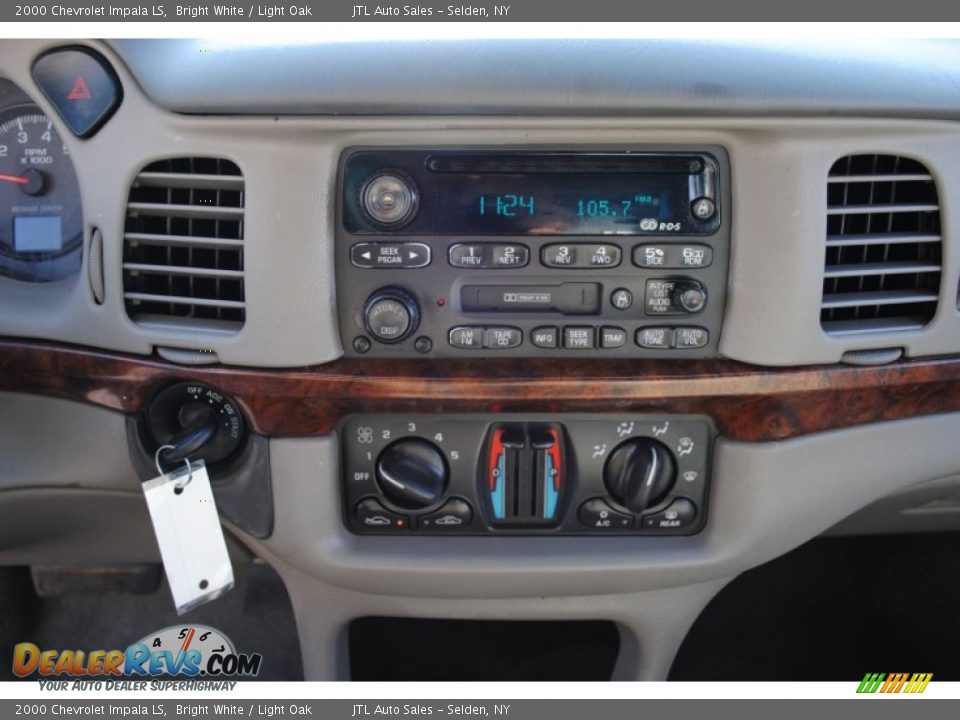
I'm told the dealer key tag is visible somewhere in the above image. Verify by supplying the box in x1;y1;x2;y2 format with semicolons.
142;459;234;615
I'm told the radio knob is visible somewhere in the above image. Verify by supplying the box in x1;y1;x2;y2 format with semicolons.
376;438;448;509
604;438;677;513
363;287;420;344
671;281;707;314
359;171;419;229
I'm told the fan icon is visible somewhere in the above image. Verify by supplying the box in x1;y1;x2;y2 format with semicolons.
357;427;374;444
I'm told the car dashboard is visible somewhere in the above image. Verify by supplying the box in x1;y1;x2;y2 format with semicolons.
3;37;960;681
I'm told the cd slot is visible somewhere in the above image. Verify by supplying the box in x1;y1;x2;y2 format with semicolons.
426;154;704;175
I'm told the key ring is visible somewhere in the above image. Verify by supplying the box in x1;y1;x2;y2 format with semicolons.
154;444;194;493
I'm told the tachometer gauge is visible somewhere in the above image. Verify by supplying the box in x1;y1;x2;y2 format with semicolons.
0;105;82;282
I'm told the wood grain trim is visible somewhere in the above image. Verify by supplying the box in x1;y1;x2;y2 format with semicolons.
2;339;959;441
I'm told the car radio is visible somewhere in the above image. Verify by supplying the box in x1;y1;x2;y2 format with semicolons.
336;148;730;358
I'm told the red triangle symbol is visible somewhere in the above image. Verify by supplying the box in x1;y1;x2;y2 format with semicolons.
67;76;92;101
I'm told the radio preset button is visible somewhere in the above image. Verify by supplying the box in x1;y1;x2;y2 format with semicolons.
677;245;713;268
541;244;578;267
541;243;621;269
449;326;484;349
352;242;431;269
563;326;595;349
531;326;559;348
492;244;530;268
637;327;673;349
675;327;709;349
634;244;713;269
449;244;487;268
484;327;523;349
584;244;622;268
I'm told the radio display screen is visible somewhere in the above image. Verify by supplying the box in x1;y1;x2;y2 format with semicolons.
343;151;720;236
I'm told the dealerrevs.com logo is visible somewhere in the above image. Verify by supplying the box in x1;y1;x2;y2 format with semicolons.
13;625;262;683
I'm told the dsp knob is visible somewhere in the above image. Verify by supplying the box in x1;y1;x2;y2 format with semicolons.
376;438;448;509
671;281;707;314
363;287;420;344
603;438;677;513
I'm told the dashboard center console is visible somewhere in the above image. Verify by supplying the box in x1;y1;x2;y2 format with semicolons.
336;148;730;358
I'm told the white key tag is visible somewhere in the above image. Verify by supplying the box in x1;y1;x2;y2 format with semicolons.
143;449;234;615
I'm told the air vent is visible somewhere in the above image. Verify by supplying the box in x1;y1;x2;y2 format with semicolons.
123;157;245;330
821;154;941;335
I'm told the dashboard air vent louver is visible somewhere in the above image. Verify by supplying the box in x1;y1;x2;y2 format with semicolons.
821;154;941;335
123;157;245;330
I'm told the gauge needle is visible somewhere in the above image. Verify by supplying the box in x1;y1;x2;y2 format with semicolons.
0;173;29;185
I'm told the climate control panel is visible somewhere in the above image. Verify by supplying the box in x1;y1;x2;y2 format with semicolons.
341;414;712;535
336;148;730;358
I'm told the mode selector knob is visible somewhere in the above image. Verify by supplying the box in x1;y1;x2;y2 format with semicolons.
376;438;448;509
671;281;707;314
363;287;420;344
603;438;677;513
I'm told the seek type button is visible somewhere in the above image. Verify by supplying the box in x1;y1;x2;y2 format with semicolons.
563;326;595;349
579;498;633;530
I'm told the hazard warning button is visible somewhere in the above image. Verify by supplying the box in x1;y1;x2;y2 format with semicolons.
32;47;122;138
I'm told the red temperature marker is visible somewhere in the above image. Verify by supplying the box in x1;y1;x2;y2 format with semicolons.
67;76;92;101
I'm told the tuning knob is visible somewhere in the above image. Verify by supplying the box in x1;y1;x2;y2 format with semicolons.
603;438;677;513
376;438;448;509
363;287;420;344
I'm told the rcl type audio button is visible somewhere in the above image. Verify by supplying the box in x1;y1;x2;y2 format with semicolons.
645;279;707;315
579;498;633;530
351;242;431;268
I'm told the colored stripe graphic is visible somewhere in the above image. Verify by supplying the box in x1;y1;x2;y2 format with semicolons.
857;672;931;694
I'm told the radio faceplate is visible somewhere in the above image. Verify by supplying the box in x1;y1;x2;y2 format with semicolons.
336;147;731;358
